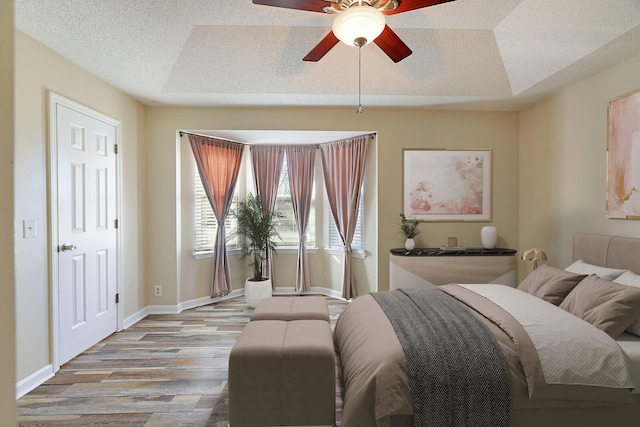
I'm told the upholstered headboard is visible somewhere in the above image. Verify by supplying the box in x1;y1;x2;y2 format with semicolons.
573;233;640;274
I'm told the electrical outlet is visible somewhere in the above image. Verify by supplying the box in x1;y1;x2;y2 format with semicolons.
154;285;162;297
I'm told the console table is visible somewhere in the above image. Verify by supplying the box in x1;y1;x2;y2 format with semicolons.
389;247;518;290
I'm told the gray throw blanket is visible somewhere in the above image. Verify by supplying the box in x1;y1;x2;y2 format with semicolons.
371;288;511;427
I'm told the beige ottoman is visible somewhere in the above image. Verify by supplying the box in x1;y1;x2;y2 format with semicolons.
229;319;335;427
250;296;330;322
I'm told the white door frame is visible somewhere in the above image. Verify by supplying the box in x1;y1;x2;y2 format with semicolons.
48;92;123;372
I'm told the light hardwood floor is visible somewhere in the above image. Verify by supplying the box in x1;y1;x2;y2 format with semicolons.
17;296;349;426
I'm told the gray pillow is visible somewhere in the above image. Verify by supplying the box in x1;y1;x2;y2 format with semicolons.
518;264;587;306
560;275;640;339
614;271;640;336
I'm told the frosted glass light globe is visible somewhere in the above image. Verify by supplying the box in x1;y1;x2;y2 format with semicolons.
332;5;385;47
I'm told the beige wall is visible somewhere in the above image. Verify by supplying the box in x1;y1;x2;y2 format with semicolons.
519;52;640;279
376;110;520;290
1;0;16;421
147;107;519;299
14;31;147;384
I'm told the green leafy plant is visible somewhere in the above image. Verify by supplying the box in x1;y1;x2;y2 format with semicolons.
231;193;283;281
398;213;420;239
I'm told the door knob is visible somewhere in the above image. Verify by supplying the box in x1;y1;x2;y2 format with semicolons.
59;243;77;252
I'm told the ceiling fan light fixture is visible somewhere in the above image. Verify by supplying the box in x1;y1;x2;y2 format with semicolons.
332;5;385;47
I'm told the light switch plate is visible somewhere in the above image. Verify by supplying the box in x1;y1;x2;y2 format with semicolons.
23;219;37;238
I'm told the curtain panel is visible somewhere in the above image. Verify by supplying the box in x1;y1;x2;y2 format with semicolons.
284;145;317;293
250;145;285;287
188;134;245;298
320;135;370;299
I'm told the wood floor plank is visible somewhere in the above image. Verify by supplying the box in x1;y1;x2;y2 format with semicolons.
18;413;152;426
17;296;348;426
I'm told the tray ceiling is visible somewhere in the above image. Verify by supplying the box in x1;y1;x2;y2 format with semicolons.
14;0;640;110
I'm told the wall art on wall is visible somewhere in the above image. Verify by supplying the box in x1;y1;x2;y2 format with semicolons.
607;88;640;219
403;149;492;221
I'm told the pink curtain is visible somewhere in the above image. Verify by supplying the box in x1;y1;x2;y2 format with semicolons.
250;144;285;287
320;135;370;299
189;134;244;298
285;145;316;293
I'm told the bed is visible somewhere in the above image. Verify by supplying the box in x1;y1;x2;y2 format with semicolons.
334;233;640;427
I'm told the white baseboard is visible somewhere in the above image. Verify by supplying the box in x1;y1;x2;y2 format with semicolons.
315;287;345;300
273;286;345;300
123;306;149;329
144;288;246;315
146;304;181;315
16;364;54;399
178;288;245;312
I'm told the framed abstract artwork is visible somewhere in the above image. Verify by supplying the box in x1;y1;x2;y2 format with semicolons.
607;89;640;219
403;149;492;221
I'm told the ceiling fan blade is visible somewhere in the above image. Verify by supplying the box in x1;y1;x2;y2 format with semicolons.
374;25;412;63
303;31;339;61
387;0;455;15
252;0;329;13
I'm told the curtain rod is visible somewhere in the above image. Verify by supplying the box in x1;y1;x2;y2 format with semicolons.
179;131;246;145
179;131;376;143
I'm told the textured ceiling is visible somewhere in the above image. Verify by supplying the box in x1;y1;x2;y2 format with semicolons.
14;0;640;111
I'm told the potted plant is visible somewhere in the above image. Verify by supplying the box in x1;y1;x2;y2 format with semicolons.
231;193;283;308
398;213;420;250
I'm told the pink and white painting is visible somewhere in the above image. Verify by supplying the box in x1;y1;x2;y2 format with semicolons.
607;89;640;219
403;149;491;221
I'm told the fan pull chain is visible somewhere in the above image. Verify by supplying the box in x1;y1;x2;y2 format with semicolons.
357;45;363;113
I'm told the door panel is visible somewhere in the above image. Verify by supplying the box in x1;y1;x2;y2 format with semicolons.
70;253;86;326
56;103;117;365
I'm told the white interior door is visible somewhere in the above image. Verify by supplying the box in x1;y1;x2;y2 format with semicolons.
55;100;118;366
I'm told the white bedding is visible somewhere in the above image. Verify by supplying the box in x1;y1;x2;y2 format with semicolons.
459;284;635;392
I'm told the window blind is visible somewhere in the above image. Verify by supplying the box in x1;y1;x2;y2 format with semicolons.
194;173;237;252
328;188;365;250
275;157;316;246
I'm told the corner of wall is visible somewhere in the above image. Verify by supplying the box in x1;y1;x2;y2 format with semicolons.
1;2;17;421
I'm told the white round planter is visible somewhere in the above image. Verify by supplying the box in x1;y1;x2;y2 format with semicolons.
244;278;272;308
481;226;498;249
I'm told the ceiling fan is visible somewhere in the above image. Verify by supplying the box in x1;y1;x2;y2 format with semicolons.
252;0;455;63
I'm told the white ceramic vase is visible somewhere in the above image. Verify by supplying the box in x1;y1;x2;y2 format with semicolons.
481;226;498;249
244;278;272;308
405;238;416;251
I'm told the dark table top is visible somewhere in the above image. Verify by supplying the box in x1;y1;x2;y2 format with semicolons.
390;247;517;257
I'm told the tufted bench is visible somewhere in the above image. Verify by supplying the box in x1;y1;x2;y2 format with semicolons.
229;319;335;427
250;296;330;322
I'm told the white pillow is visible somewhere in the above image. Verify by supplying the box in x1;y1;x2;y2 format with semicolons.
614;271;640;287
613;271;640;336
565;260;627;281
